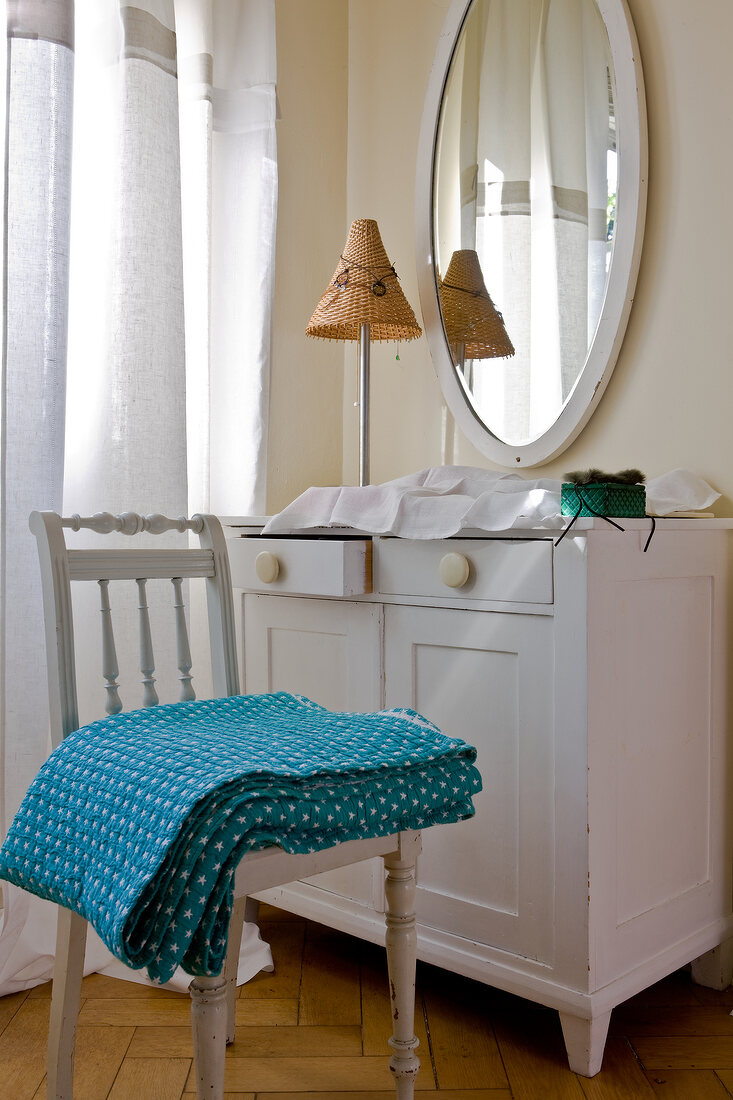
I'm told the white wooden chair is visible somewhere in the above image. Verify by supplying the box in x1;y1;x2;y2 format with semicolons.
29;510;424;1100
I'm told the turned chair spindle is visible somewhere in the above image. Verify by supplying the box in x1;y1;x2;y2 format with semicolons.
88;518;202;711
136;577;159;707
98;579;122;715
171;576;195;702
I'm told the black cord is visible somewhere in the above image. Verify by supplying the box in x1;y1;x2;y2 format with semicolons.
555;503;583;545
441;281;487;299
555;487;626;546
335;257;398;297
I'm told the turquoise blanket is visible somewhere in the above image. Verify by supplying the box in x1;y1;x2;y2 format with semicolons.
0;692;480;984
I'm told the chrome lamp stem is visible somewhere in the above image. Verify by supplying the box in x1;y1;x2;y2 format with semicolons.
359;322;371;486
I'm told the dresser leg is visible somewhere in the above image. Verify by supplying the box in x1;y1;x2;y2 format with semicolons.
558;1008;611;1077
691;938;733;991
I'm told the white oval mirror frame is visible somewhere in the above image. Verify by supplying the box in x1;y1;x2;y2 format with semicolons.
416;0;648;468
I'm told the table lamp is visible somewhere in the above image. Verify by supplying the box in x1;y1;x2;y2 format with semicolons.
306;218;422;486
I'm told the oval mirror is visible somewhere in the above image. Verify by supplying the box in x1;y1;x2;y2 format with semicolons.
416;0;647;467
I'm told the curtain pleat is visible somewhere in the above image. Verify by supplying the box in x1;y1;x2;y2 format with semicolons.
1;9;74;832
178;0;277;517
64;0;188;518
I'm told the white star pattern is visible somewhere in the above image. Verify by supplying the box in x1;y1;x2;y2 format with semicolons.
0;692;480;986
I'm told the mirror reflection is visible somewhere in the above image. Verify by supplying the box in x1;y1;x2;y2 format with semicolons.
434;0;616;446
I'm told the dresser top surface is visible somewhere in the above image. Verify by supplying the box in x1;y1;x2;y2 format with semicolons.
222;516;733;538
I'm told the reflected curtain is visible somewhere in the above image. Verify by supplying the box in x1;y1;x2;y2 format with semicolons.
443;0;612;444
0;0;277;993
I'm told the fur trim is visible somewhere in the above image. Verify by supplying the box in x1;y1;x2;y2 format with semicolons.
564;467;645;485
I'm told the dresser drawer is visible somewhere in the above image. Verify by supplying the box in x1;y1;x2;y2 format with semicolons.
376;538;553;604
228;537;371;597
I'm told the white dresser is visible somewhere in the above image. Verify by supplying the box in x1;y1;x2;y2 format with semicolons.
227;519;733;1076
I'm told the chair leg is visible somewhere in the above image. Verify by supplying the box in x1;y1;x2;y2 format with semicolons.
47;908;87;1100
190;974;228;1100
383;850;420;1099
223;896;247;1044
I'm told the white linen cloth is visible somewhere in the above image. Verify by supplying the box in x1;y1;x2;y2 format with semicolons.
262;466;721;539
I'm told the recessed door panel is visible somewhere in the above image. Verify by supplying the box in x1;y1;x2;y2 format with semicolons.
243;593;382;712
385;604;555;963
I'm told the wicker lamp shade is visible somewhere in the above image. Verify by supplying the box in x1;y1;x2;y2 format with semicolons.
438;249;515;359
306;219;422;342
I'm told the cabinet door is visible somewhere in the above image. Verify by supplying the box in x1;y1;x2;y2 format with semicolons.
385;604;555;964
243;593;384;909
243;593;382;711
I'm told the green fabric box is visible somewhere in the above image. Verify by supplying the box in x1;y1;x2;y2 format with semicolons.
561;481;646;518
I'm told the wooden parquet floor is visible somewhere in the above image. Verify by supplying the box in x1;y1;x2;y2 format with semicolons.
2;904;733;1099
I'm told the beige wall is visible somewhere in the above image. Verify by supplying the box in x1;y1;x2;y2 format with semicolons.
267;0;348;514
269;0;733;514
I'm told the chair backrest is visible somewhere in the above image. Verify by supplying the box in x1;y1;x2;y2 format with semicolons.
30;511;239;746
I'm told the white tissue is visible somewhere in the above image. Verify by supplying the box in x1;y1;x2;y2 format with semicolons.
645;468;720;516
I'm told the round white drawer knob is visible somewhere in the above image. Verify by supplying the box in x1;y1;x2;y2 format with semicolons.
255;550;280;584
439;552;470;588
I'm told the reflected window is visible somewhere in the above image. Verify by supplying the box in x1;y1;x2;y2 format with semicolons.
434;0;616;446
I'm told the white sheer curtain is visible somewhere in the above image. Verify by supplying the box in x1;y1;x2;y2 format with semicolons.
64;0;277;519
0;0;276;994
475;0;611;442
439;0;612;445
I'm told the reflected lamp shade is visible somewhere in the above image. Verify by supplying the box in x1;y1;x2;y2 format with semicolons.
305;218;422;485
438;249;515;360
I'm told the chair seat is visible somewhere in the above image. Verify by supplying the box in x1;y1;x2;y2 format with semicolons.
0;691;480;985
